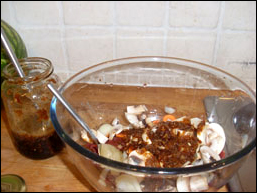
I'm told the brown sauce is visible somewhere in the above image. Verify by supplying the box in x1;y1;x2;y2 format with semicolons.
11;129;64;159
108;118;203;168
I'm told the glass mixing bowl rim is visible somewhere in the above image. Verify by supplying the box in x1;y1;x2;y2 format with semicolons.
50;56;256;175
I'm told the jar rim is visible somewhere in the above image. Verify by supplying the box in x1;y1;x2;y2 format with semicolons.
3;57;53;84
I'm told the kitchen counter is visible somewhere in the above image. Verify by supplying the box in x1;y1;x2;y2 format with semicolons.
1;107;96;192
1;107;228;192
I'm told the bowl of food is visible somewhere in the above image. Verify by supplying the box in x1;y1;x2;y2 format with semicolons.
50;57;256;192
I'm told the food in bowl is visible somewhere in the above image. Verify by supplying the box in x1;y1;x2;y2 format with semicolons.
80;104;226;191
51;57;256;192
81;105;226;167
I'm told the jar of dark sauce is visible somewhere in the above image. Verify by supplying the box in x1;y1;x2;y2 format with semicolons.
1;57;64;159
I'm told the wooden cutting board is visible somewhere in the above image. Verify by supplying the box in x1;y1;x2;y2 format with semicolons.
1;107;228;192
1;107;96;192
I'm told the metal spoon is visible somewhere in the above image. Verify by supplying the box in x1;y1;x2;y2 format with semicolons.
1;27;25;78
1;27;39;110
233;102;256;134
47;83;99;144
1;27;99;145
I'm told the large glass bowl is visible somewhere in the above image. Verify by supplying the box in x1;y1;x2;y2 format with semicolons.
50;57;256;192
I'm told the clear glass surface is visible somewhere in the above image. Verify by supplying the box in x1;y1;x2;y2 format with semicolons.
2;57;64;159
50;57;256;192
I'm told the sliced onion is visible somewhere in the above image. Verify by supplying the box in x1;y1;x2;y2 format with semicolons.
190;175;209;192
115;174;142;192
96;130;109;144
99;144;123;162
176;176;191;192
98;123;114;137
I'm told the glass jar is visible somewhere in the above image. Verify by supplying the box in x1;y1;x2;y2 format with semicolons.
1;57;64;159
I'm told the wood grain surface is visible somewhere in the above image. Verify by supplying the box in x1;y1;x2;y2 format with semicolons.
1;107;96;192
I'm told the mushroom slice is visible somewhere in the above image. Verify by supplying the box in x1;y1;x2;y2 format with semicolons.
176;176;191;192
209;136;225;155
99;144;123;162
127;105;148;115
112;117;120;126
191;159;204;166
125;113;145;128
140;113;147;121
200;146;221;164
190;117;203;129
207;123;226;154
164;106;176;114
115;174;142;192
198;123;226;154
145;116;159;127
197;124;208;145
128;149;155;167
190;175;209;192
109;126;124;140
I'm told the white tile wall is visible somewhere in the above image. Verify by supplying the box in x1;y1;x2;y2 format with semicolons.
63;1;113;26
216;31;256;68
222;1;256;30
13;1;60;25
116;1;166;27
116;29;164;58
166;30;216;64
1;1;256;91
65;28;114;72
169;1;221;28
18;27;67;72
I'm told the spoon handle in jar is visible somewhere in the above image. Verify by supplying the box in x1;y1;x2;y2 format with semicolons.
1;27;26;78
47;83;99;144
1;27;40;109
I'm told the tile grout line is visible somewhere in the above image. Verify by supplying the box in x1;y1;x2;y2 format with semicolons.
15;25;256;34
112;1;117;59
57;1;70;79
212;1;226;67
163;1;170;57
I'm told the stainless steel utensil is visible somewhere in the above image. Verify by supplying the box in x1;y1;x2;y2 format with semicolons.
1;27;25;78
233;102;256;134
1;27;39;110
47;84;99;144
204;96;256;192
1;27;99;145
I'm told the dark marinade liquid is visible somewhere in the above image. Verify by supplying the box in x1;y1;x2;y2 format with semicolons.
11;130;64;159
